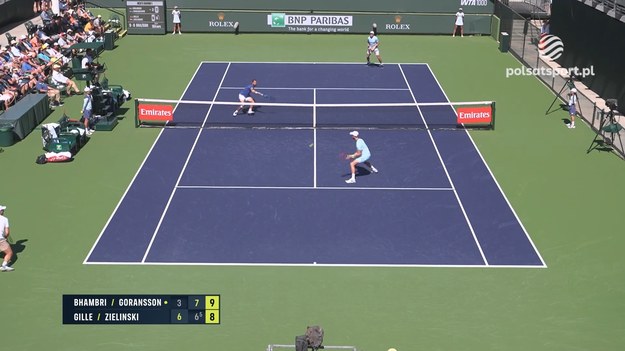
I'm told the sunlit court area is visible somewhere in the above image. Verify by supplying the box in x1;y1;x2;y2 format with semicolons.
1;1;625;350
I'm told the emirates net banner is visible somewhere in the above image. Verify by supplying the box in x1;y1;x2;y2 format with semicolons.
456;106;493;125
137;104;174;122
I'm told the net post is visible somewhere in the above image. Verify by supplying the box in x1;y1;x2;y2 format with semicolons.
134;98;140;128
491;101;496;130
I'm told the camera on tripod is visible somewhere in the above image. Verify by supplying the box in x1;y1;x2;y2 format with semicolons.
606;99;618;111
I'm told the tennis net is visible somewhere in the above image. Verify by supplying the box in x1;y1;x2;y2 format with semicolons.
134;98;496;130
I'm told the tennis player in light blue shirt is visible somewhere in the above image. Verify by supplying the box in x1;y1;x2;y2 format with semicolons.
233;79;264;116
345;131;378;184
366;31;383;66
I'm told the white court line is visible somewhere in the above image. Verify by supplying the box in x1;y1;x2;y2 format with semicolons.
83;62;206;264
221;87;410;91
313;88;317;188
140;63;232;263
424;63;547;268
176;185;453;191
83;261;546;268
398;64;489;266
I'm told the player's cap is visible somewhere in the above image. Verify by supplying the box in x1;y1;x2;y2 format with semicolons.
349;131;359;137
84;86;92;92
0;205;6;211
459;7;463;11
570;88;577;93
97;14;102;18
174;5;178;8
369;31;374;35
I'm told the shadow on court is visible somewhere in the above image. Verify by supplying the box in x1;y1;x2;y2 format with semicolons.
341;165;373;178
1;239;27;266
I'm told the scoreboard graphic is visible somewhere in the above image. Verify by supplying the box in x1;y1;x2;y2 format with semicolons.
63;295;220;324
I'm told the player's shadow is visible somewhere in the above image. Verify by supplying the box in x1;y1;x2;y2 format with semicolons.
1;239;27;265
341;165;373;178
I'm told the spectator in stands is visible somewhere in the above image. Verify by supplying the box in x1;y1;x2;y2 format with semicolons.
0;205;14;272
29;35;42;50
0;83;17;110
56;33;72;50
453;8;464;37
172;6;182;35
12;66;37;96
540;19;550;37
44;42;70;64
0;47;11;64
20;55;43;75
36;44;52;64
35;74;63;107
36;27;51;41
40;9;52;25
84;19;95;34
85;31;97;43
93;14;105;35
76;4;93;21
17;35;33;52
65;11;83;33
59;0;68;12
51;64;81;95
9;41;24;58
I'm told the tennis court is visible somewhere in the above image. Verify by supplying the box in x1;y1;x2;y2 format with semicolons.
85;62;544;267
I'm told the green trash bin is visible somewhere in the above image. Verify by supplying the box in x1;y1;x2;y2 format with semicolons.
0;124;15;147
104;30;116;50
499;32;510;53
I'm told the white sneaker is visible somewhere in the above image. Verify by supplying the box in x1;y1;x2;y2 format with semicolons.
345;178;356;184
570;124;575;128
233;110;238;117
247;110;254;115
1;266;14;272
178;32;182;35
371;166;378;173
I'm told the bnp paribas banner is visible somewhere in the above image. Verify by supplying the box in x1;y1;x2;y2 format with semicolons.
164;11;492;35
267;13;353;33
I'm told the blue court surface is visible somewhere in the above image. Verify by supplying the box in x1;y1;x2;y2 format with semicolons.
85;62;545;268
